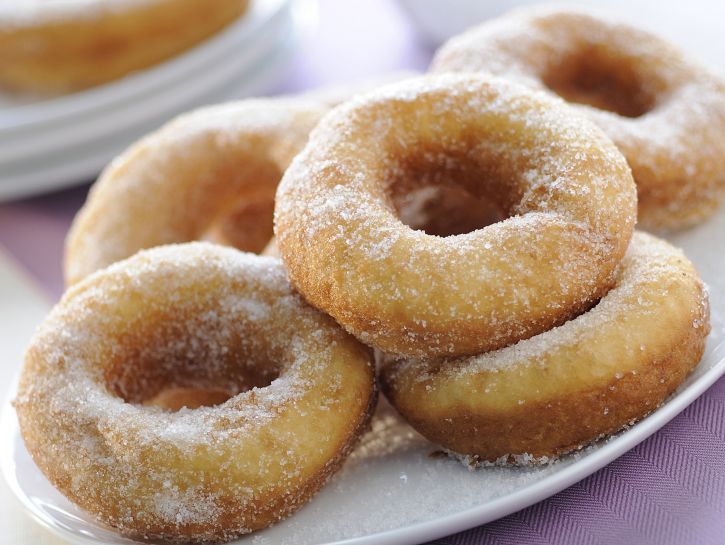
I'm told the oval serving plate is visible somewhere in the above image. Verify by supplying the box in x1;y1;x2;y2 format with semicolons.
2;205;724;545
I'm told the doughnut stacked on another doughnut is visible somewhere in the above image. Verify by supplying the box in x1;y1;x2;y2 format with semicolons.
275;74;637;358
273;73;710;465
16;25;716;544
431;7;725;231
16;243;376;542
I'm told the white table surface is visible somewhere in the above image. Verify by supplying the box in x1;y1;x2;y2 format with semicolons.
0;251;63;544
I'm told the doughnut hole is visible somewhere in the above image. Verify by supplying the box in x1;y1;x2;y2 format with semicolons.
203;166;280;254
541;45;657;118
386;139;526;237
102;300;285;411
393;185;505;237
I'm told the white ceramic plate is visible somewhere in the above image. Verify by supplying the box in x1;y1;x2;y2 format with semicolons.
2;205;725;545
0;0;304;201
0;4;293;165
0;29;298;199
0;0;292;131
0;38;297;199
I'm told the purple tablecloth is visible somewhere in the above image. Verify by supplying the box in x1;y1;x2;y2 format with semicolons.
1;1;724;543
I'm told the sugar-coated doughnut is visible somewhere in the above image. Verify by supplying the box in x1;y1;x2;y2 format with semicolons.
275;74;637;358
0;0;249;95
432;7;725;230
64;98;328;286
15;243;376;543
380;232;710;464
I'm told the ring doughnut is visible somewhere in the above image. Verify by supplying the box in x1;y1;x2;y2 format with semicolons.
431;7;725;230
15;243;376;542
64;98;328;286
0;0;249;95
380;232;710;464
275;74;637;358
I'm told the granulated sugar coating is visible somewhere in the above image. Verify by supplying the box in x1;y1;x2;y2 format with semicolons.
380;232;710;462
432;6;725;230
64;98;329;286
14;243;376;543
275;73;637;359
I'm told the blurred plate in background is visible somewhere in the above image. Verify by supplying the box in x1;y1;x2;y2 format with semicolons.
0;0;305;201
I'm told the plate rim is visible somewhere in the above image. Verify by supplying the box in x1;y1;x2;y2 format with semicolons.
335;352;725;545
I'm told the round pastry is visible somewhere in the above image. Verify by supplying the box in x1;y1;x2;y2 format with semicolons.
15;243;376;543
0;0;250;95
431;7;725;230
64;98;328;286
380;232;710;464
275;74;637;358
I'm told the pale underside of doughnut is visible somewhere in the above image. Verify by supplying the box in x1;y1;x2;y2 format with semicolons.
16;244;376;542
0;0;250;95
275;74;637;358
64;98;328;286
380;232;710;464
431;6;725;231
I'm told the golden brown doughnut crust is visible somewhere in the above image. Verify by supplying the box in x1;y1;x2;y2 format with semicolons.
16;243;376;543
64;98;328;286
275;74;637;358
0;0;249;95
380;232;710;463
431;7;725;230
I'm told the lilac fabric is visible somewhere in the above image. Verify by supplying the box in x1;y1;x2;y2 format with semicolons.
1;1;724;544
433;377;725;545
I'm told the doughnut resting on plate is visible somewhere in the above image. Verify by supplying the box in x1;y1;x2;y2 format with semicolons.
16;243;377;543
381;232;709;464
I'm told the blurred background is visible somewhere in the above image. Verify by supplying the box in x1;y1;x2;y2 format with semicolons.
0;0;723;299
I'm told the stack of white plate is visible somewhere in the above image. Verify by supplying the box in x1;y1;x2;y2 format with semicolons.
0;0;303;201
